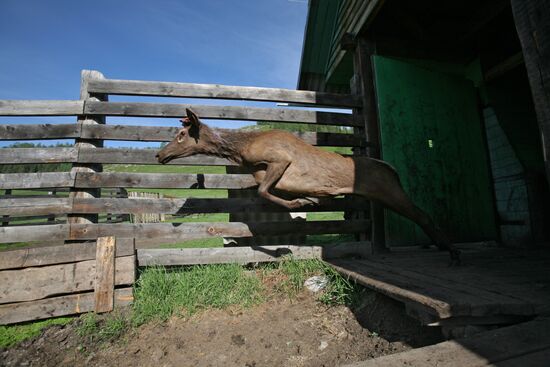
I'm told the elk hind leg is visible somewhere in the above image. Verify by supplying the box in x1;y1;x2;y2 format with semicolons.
373;184;461;264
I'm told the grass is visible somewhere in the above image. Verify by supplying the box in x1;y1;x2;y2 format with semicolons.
0;317;73;348
269;258;363;305
131;263;264;325
76;312;129;344
1;258;362;348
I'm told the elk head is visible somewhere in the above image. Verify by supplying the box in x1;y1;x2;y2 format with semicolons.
156;108;204;164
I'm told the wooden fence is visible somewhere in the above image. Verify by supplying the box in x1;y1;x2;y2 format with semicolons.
0;69;373;323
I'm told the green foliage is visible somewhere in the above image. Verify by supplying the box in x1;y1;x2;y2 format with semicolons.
131;264;264;325
0;317;73;348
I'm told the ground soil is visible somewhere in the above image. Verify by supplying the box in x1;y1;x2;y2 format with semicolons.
1;289;443;367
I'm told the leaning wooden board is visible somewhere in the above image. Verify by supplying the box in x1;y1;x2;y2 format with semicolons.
342;318;550;367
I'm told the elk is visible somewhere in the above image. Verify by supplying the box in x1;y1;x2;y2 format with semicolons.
156;109;460;264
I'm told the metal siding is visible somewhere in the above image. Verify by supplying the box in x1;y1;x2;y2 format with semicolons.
374;56;497;246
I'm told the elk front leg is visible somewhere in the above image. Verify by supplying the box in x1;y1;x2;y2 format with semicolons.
257;161;306;209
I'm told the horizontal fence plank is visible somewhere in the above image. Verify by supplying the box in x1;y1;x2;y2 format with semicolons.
0;172;76;189
0;123;362;147
137;242;372;266
0;148;78;164
0;224;69;243
78;148;234;166
0;287;133;325
0;123;80;140
84;101;357;126
0;100;84;116
0;255;135;304
0;172;253;190
0;147;232;166
72;196;368;214
88;78;361;108
0;197;72;216
0;238;135;270
139;246;321;266
68;220;370;241
2;196;367;216
74;172;258;189
80;124;361;147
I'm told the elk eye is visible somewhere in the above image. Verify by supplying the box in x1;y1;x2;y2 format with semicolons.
177;132;186;143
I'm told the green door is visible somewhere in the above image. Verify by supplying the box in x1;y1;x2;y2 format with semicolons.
374;56;497;246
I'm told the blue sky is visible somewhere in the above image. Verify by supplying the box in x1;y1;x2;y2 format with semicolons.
0;0;309;146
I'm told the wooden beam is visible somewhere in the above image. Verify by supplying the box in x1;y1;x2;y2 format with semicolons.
0;238;135;270
484;52;525;82
352;37;386;254
94;236;116;313
0;172;76;189
137;241;372;266
0;255;134;304
68;220;371;241
0;123;80;140
0;100;84;116
87;78;361;108
84;101;358;126
511;0;550;185
68;70;108;226
0;287;133;325
342;318;550;367
73;172;258;189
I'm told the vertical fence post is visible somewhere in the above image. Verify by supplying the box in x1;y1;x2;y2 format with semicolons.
67;70;107;229
346;35;387;254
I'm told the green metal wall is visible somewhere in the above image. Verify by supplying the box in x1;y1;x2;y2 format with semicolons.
374;56;497;246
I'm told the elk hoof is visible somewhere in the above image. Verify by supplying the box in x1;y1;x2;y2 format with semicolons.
290;198;317;208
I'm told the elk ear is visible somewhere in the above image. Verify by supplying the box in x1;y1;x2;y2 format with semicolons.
185;108;201;128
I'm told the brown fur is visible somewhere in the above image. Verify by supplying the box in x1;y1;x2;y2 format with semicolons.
156;109;460;263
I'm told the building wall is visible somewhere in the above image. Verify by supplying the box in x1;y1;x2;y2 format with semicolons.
374;56;497;246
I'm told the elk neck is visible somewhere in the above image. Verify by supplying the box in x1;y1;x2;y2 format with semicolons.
201;127;258;165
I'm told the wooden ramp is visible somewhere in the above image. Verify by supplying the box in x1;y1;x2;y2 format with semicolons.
341;317;550;367
328;244;550;328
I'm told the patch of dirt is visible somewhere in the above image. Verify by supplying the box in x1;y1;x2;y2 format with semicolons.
1;291;443;367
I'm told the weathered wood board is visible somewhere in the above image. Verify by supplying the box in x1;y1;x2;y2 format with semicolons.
0;255;135;304
0;287;133;325
87;78;361;107
343;317;550;367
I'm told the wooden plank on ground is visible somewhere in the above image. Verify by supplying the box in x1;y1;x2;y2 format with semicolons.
93;236;116;313
361;258;534;317
328;259;454;318
0;224;69;244
0;124;80;140
68;220;370;241
0;238;135;270
342;318;550;367
0;100;84;116
71;196;368;214
0;172;76;189
74;172;258;189
366;248;550;314
84;101;357;126
0;287;133;325
87;78;362;108
0;255;134;304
